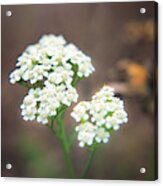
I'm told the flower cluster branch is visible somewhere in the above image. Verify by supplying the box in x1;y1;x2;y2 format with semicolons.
9;35;95;125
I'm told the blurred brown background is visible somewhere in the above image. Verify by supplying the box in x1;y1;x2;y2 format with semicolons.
1;2;157;180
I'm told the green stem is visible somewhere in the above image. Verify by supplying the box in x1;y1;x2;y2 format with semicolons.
18;81;30;89
81;147;97;178
56;110;74;178
48;119;60;138
68;127;76;148
72;77;80;87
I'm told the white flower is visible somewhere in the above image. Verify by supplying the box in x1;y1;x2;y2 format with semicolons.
105;117;119;130
77;60;95;78
95;128;110;143
39;34;66;47
37;108;49;124
76;122;97;148
9;68;24;84
113;109;128;124
29;65;49;84
38;86;60;116
20;88;39;121
71;86;128;147
61;86;78;106
64;44;95;77
92;86;114;101
45;66;73;86
71;101;90;122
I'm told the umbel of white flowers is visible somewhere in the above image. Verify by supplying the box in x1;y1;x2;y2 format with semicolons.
9;35;95;124
71;86;128;148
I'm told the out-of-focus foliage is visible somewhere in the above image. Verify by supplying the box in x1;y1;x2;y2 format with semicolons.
17;135;63;178
125;20;154;42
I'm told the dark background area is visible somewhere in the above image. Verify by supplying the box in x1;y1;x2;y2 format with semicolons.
1;2;157;180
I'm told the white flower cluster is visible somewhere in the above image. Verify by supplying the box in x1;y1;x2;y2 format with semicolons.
9;34;95;84
71;86;128;148
21;85;78;124
9;34;95;124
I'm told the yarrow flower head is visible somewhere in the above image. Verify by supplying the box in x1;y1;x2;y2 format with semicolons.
9;34;95;124
71;86;128;148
